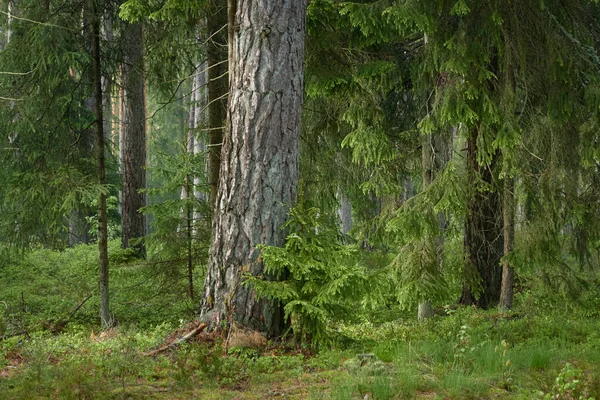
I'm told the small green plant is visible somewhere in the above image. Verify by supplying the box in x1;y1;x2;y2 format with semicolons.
543;363;594;400
228;346;260;361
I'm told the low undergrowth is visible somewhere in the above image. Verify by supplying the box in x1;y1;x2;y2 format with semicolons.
1;244;599;399
1;307;598;399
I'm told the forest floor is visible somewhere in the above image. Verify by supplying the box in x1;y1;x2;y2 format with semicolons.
1;244;600;399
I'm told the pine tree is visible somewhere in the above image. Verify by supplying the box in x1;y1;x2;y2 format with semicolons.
200;0;307;336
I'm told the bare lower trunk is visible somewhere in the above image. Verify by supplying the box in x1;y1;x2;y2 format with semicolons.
460;128;503;308
91;0;111;330
418;301;434;321
200;0;306;337
417;131;451;320
68;209;90;246
121;21;146;256
185;172;194;300
499;177;515;310
183;86;196;299
337;192;352;235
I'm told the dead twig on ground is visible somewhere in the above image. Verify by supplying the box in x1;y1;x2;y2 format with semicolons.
142;323;207;357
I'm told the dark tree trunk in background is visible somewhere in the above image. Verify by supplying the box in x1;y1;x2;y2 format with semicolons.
207;0;228;211
120;21;146;256
200;0;306;336
499;177;515;310
69;0;93;247
193;61;208;215
91;0;111;330
460;128;503;308
418;133;435;321
337;192;352;235
102;13;114;144
418;131;452;320
68;210;90;246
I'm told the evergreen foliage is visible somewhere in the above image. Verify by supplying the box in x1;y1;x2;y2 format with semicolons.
0;0;104;248
244;205;387;347
1;0;600;359
142;138;210;284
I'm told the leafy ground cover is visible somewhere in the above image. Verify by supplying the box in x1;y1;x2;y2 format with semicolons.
1;244;599;399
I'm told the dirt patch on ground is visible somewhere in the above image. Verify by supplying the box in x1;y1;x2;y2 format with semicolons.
0;351;24;378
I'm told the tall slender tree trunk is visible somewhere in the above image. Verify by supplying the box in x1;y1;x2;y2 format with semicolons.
102;14;113;144
418;134;435;320
182;74;198;300
193;61;208;216
207;0;228;211
68;0;94;247
120;21;146;256
91;0;111;330
460;128;503;308
200;0;306;336
499;177;515;310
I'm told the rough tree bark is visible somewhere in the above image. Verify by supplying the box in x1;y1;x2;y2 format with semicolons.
91;0;111;330
120;21;146;256
499;177;515;310
207;0;228;211
460;128;504;308
200;0;306;336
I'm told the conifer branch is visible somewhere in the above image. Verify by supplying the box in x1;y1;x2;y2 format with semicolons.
0;10;73;31
0;69;35;76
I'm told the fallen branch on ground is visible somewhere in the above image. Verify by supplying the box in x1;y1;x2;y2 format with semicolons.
142;323;207;357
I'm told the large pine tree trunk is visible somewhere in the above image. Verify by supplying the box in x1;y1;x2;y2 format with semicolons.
200;0;306;336
460;128;503;308
120;21;146;256
207;0;228;211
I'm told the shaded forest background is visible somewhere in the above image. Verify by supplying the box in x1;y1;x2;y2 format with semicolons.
1;0;600;398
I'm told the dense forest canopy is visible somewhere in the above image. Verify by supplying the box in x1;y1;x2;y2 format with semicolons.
1;0;600;398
